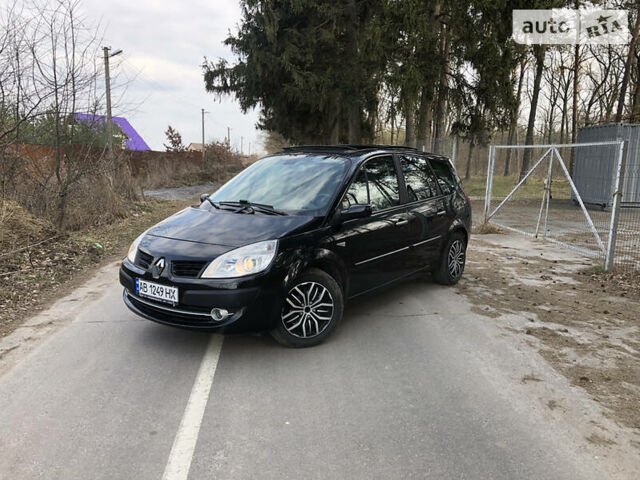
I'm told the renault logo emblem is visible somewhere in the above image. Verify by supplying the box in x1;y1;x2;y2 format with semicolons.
152;257;166;279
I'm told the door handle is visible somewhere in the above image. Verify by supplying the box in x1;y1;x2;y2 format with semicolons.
394;218;409;226
436;210;446;216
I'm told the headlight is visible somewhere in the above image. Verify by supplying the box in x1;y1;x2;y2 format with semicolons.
126;232;147;263
201;240;277;278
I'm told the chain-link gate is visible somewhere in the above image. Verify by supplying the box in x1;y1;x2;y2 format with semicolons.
483;141;625;271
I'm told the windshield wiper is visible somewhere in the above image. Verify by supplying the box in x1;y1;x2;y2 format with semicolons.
219;200;288;216
204;196;220;209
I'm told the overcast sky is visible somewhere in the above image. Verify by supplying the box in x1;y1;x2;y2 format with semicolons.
80;0;263;153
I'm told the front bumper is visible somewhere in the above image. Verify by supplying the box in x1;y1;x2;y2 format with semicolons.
119;262;283;333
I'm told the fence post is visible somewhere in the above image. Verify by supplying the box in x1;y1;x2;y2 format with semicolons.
484;145;495;223
535;149;554;238
605;139;626;272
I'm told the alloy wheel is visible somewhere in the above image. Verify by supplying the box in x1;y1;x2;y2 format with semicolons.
281;282;335;338
448;239;465;279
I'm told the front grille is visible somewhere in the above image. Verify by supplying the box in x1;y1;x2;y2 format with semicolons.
125;291;216;325
135;250;154;269
172;261;207;278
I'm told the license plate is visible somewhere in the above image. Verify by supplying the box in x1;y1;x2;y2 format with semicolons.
135;278;178;304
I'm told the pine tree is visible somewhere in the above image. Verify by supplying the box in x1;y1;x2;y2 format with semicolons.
164;125;186;152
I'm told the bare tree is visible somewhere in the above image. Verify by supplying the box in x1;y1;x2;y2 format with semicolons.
616;7;640;121
520;45;546;181
503;57;527;176
0;0;136;229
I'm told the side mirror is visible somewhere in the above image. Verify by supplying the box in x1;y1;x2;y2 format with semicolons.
334;204;372;225
200;193;210;203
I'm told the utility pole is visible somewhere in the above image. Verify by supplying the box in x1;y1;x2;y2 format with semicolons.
201;108;208;162
103;46;122;169
241;136;243;155
227;127;231;148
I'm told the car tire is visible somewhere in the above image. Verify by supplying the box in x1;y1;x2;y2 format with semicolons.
271;268;344;348
434;232;467;285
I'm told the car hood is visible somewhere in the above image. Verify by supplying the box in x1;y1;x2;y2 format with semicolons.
146;206;319;247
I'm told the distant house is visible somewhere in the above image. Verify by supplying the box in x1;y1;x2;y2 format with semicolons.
74;113;151;151
187;142;204;152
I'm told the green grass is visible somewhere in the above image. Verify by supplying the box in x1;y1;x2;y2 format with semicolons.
579;263;606;275
462;175;572;199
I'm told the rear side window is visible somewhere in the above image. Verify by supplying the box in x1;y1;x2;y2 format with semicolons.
342;156;400;211
429;159;458;195
400;156;440;201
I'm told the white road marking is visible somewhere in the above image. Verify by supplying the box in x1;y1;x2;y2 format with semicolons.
162;335;224;480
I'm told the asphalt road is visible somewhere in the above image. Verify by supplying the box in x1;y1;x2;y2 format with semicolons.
0;264;624;479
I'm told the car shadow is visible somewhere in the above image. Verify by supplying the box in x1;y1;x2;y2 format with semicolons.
136;273;443;356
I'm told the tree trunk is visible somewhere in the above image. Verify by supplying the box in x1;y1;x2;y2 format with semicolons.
615;11;640;122
390;108;395;145
570;42;580;177
520;46;546;181
328;100;340;144
416;86;433;151
504;60;526;176
631;67;640;122
404;95;416;148
465;136;475;180
344;0;361;144
560;89;568;145
433;22;450;154
347;104;361;144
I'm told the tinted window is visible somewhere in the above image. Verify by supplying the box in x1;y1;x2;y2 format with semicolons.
400;156;439;201
342;170;368;209
429;159;458;195
209;154;349;214
366;157;400;210
342;156;400;211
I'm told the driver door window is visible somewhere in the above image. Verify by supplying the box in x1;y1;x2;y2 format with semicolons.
342;156;400;211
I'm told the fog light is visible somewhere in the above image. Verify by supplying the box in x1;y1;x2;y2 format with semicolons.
210;308;231;322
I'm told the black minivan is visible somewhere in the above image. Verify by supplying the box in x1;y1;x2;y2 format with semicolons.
120;145;471;347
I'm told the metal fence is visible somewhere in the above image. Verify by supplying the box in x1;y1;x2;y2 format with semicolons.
482;139;640;272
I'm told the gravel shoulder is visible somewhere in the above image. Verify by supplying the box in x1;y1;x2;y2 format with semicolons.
144;183;217;201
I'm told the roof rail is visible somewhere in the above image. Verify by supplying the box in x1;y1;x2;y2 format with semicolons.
282;144;420;152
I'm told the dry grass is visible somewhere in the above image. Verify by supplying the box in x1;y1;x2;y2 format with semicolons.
140;161;243;190
0;143;248;339
0;200;56;249
472;222;504;235
0;199;192;339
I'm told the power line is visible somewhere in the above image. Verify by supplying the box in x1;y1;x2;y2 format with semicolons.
118;57;226;127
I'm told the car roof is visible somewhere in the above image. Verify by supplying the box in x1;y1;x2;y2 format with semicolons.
279;144;450;163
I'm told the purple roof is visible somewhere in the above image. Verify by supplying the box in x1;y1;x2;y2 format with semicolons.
74;113;151;151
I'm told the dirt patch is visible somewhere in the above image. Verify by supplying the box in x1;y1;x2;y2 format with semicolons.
586;269;640;300
521;374;542;384
586;433;617;447
457;234;640;433
0;199;193;339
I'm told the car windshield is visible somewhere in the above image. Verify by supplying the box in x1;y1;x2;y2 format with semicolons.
208;154;350;215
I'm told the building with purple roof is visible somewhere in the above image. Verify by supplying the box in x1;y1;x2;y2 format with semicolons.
74;113;151;151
